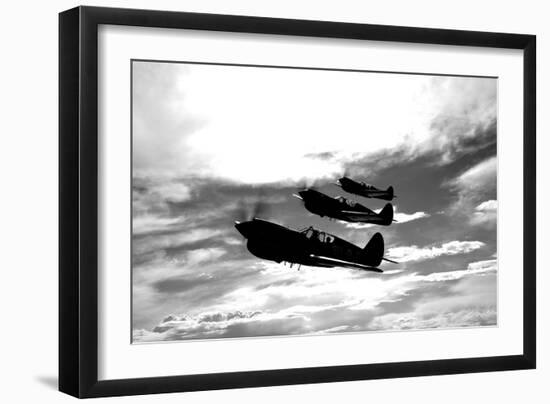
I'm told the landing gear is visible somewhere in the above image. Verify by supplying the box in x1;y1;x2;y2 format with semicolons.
281;261;301;271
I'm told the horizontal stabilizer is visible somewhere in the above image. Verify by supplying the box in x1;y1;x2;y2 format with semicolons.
382;257;399;264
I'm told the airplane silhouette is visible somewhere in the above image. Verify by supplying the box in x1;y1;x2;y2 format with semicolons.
336;176;395;201
294;188;394;225
235;218;396;272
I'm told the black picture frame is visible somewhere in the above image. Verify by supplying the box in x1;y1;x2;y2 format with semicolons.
59;6;536;398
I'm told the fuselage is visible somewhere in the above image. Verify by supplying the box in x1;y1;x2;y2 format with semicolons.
337;177;394;201
297;189;390;224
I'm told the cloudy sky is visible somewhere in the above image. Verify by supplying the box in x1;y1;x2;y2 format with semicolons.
131;60;497;343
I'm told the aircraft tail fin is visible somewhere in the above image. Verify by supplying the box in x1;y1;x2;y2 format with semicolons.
378;203;394;225
362;232;384;267
387;186;395;199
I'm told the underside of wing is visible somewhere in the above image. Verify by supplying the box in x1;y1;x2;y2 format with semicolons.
309;254;383;273
339;210;377;222
340;210;374;216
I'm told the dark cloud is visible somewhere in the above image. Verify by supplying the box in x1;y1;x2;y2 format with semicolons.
153;274;214;294
430;118;497;162
152;325;173;333
303;151;337;161
220;316;308;339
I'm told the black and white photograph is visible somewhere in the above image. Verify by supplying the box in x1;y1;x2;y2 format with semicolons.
131;60;498;343
1;0;544;401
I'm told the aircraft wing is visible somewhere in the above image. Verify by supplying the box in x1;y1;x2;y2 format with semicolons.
309;254;383;273
341;210;374;216
339;210;379;222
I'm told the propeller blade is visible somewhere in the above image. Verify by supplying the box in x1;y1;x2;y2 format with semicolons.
251;199;269;219
235;200;249;222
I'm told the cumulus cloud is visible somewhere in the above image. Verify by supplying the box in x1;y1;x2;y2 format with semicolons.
387;240;485;262
467;258;497;271
453;157;497;191
134;257;497;342
344;208;429;229
476;200;497;211
394;210;430;223
471;199;497;227
447;157;497;215
343;222;376;229
368;307;497;331
132;62;207;178
425;78;496;165
421;259;496;282
342;222;374;229
366;259;497;331
133;62;496;184
133;310;308;342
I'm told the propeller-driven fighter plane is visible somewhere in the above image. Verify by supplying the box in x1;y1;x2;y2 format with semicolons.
294;188;394;225
336;176;395;201
235;218;396;272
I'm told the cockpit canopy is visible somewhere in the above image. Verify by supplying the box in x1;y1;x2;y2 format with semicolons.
360;181;375;189
299;226;335;244
335;196;357;207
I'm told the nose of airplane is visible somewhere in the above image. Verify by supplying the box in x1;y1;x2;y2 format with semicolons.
234;220;253;238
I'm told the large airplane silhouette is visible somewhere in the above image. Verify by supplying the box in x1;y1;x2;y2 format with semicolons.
294;188;394;225
235;218;396;272
336;176;395;201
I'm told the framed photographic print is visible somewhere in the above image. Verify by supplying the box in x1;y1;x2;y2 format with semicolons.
59;6;536;398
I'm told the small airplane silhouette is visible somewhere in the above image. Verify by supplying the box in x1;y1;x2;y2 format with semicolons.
235;218;397;272
294;188;394;225
336;176;395;201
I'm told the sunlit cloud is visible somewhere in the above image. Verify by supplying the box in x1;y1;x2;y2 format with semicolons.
421;259;496;281
134;258;497;342
133;62;496;184
343;208;429;229
395;210;430;223
387;240;485;262
471;199;497;227
447;157;497;215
